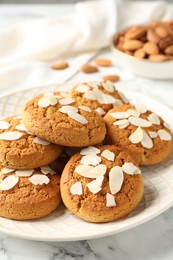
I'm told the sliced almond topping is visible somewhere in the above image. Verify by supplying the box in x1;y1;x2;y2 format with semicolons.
119;122;130;129
75;84;90;93
70;182;83;195
15;169;34;177
79;106;91;112
118;92;129;104
59;98;74;105
127;109;140;117
113;119;129;126
59;106;78;114
101;150;115;161
95;107;106;116
135;104;147;113
91;164;107;176
101;93;117;104
15;123;28;132
80;155;101;166
110;111;130;119
122;162;141;175
0;121;11;130
158;130;172;141
84;90;97;100
75;165;95;178
87;81;100;88
129;127;144;143
0;131;23;141
109;166;124;194
80;146;100;155
163;122;171;129
38;96;58;108
40;166;56;175
106;193;116;207
34;137;51;146
102;81;115;93
0;175;19;190
67;111;88;124
14;115;21;119
147;113;160;125
1;167;15;174
87;176;104;194
148;131;158;138
29;174;50;185
129;116;152;127
141;130;153;148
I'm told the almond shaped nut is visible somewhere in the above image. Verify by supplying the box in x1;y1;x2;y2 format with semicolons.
124;26;146;40
143;42;159;55
95;58;112;67
102;75;120;82
51;61;69;70
80;64;99;73
147;29;160;44
159;36;173;50
123;40;143;51
125;50;133;56
149;54;169;62
155;26;168;38
134;48;146;59
165;45;173;55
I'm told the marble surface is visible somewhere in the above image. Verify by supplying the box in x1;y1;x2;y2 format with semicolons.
0;4;173;260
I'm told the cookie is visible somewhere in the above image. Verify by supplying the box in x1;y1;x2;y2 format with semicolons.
69;81;126;116
0;116;62;169
22;92;106;147
104;104;172;165
0;166;61;220
60;145;144;223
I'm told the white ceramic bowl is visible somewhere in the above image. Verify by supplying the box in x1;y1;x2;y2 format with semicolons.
110;39;173;80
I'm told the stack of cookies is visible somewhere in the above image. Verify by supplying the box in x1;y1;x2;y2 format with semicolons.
0;81;172;223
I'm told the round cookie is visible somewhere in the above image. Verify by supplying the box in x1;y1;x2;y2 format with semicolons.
69;81;127;116
104;104;172;165
22;92;106;147
60;145;144;223
0;166;61;220
0;116;63;169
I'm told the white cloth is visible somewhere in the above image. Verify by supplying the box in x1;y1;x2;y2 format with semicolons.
0;0;172;93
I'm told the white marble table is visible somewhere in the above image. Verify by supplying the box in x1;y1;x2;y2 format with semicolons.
0;4;173;260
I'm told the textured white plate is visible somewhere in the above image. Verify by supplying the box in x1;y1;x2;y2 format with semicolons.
0;84;173;242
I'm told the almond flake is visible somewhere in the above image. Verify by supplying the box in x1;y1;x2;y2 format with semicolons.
75;165;95;178
15;123;28;132
110;111;130;119
163;122;170;129
87;176;104;194
59;98;74;105
1;167;15;174
118;92;129;104
0;175;19;190
95;107;106;116
38;96;58;108
70;182;83;195
101;93;116;104
87;81;100;88
80;146;100;155
67;111;88;124
0;131;23;141
128;109;140;117
14;115;21;119
91;164;107;176
15;169;34;177
158;130;172;141
106;193;116;207
148;131;158;138
113;119;129;126
122;162;141;175
113;99;123;107
102;81;115;93
135;104;147;113
141;130;153;148
129;116;152;127
119;123;130;129
147;113;160;125
101;150;115;161
60;92;68;98
84;90;97;100
29;174;50;185
75;84;89;93
34;137;51;146
109;166;124;194
80;155;101;166
79;106;91;112
129;127;143;144
0;121;11;130
59;106;78;114
40;166;56;175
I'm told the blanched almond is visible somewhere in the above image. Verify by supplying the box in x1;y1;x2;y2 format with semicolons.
51;61;69;70
143;42;159;55
80;64;98;73
123;40;143;51
95;58;112;67
102;74;120;82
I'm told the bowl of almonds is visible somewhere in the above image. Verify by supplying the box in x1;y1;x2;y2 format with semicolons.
111;20;173;79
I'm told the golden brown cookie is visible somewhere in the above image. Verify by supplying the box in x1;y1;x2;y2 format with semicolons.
0;116;62;169
69;81;126;116
60;145;144;223
104;104;172;165
0;166;61;220
22;92;106;147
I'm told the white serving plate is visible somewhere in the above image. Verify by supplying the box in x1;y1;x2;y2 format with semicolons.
0;84;173;242
110;39;173;80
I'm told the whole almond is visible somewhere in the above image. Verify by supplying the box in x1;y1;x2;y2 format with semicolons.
165;45;173;54
95;58;112;67
134;48;146;59
51;61;69;70
143;42;159;55
123;40;143;51
124;26;146;40
159;35;173;50
147;29;160;44
102;74;120;82
80;64;98;73
149;54;169;62
155;26;168;38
